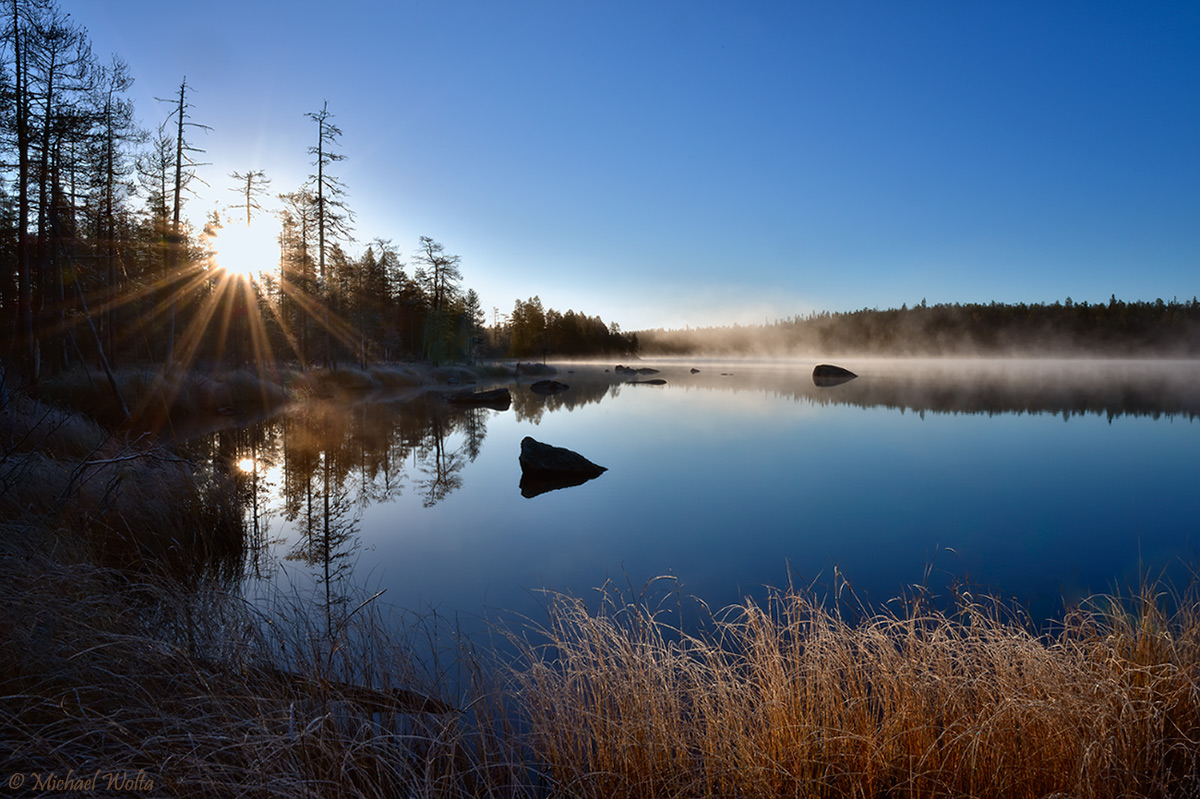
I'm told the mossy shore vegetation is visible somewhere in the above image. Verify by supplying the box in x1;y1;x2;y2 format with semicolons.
3;371;1200;796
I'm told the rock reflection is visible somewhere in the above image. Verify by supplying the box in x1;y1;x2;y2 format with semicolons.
510;376;622;423
518;436;607;498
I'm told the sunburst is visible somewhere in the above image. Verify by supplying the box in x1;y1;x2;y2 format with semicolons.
212;218;278;282
75;211;370;428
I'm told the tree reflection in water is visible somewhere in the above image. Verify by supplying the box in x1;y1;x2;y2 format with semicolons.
509;376;622;423
186;391;501;635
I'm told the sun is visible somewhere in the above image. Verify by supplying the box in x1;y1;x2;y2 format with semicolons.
213;218;278;281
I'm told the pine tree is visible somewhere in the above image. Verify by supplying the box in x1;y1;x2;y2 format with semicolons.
304;101;353;367
413;236;461;364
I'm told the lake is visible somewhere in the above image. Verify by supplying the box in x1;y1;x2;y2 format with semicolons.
182;358;1200;634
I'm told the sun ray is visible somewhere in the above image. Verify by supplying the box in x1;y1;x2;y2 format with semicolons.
257;283;306;364
275;278;366;363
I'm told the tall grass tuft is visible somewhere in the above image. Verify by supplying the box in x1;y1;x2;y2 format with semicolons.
0;395;109;458
511;579;1200;798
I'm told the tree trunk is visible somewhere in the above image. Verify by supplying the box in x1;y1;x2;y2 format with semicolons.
13;0;35;380
165;79;187;370
73;270;129;421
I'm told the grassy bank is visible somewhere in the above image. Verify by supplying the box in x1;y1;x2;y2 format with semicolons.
3;562;1199;797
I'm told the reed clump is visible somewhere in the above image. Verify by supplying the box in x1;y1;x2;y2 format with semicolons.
511;581;1200;798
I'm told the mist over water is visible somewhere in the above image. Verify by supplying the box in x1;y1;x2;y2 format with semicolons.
188;358;1200;634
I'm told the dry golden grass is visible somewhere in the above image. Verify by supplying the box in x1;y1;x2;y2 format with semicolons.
511;579;1200;798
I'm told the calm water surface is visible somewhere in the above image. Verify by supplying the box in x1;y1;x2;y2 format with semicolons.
185;359;1200;630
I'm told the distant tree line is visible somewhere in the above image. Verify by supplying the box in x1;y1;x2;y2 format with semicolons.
0;0;629;391
497;296;638;360
639;297;1200;357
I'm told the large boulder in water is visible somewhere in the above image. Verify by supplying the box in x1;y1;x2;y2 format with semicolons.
519;436;606;498
813;364;857;387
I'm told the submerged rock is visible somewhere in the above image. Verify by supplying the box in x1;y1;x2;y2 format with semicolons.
530;379;570;395
690;368;700;374
627;378;667;386
813;364;858;387
519;436;606;498
443;387;512;409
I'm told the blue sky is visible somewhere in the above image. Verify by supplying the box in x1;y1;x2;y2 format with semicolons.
76;1;1198;331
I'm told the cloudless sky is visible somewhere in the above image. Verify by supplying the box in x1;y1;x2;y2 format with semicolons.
73;1;1199;331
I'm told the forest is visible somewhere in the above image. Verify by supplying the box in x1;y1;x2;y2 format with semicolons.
639;297;1200;357
0;0;635;393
